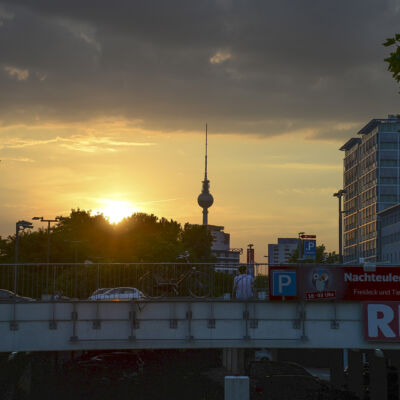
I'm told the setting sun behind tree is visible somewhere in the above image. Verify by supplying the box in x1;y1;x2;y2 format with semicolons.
94;199;139;224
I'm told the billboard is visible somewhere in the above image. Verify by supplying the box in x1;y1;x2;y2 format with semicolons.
269;265;400;301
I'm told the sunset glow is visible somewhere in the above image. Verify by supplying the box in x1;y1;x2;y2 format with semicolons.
95;200;139;224
0;1;398;260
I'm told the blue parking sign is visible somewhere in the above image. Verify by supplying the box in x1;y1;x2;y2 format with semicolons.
272;271;297;296
303;240;316;259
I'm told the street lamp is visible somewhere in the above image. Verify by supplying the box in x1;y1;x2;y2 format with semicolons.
333;190;347;264
32;216;65;264
298;232;305;260
32;216;65;294
14;220;33;293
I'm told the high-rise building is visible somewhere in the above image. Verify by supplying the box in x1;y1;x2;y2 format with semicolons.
340;115;400;263
378;203;400;264
268;238;299;265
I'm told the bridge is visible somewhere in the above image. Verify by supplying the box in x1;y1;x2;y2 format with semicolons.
2;263;400;399
2;298;400;399
0;298;399;352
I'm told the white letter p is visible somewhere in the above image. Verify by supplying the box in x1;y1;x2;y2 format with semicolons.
278;274;292;294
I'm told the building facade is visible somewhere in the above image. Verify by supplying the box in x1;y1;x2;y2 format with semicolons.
268;238;298;265
378;204;400;264
208;225;241;266
341;115;400;263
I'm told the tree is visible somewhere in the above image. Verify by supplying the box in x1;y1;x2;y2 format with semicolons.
0;209;215;264
180;224;215;262
383;35;400;86
288;244;338;263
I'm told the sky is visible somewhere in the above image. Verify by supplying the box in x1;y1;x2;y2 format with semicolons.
0;0;399;261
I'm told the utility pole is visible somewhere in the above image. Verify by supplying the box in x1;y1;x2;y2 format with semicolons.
14;220;33;293
333;190;347;264
298;232;305;261
32;216;65;294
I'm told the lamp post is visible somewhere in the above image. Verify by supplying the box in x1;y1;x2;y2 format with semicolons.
333;190;347;264
14;220;33;293
298;232;305;261
32;216;65;294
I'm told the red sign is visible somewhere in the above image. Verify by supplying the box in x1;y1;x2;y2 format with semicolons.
300;235;316;239
305;291;336;300
364;302;400;341
269;265;400;301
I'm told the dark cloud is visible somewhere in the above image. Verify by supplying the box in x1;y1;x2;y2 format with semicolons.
0;0;399;139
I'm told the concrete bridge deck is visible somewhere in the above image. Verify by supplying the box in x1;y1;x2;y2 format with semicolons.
0;299;398;353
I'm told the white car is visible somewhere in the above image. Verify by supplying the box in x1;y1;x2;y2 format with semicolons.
89;287;144;301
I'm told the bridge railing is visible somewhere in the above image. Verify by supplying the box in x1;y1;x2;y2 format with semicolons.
0;263;268;300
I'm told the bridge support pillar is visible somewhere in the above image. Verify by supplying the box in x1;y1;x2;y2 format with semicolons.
385;350;400;400
226;349;232;371
222;349;228;369
347;350;364;398
369;351;387;400
223;349;245;375
231;349;238;374
330;349;345;389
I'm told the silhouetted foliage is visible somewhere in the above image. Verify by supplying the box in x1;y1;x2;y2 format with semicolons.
0;209;215;264
288;244;338;264
384;34;400;85
181;223;214;262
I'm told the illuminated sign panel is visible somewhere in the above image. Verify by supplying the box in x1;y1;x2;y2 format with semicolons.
269;265;400;301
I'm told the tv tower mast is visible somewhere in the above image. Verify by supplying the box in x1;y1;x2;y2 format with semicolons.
197;124;214;225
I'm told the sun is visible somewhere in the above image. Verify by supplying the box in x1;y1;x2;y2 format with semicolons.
95;199;139;224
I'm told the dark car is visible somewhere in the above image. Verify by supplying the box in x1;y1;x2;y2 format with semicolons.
0;289;34;302
246;360;330;400
67;351;144;383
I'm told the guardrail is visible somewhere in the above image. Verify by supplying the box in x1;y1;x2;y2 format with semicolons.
0;263;268;300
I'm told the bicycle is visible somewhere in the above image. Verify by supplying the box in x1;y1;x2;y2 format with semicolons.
139;256;211;299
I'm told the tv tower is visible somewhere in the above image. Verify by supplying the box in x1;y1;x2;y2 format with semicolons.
197;124;214;225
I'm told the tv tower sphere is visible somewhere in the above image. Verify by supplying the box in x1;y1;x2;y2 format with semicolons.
198;188;214;209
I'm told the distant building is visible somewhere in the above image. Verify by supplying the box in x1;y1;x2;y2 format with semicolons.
268;238;298;265
341;115;400;263
378;203;400;264
208;225;241;266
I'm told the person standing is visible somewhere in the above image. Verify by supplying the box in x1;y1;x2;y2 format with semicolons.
233;265;254;300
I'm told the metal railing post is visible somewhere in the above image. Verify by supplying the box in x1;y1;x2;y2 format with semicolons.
14;224;19;294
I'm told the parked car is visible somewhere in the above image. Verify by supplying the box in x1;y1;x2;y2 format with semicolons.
254;349;273;362
89;287;144;300
0;289;35;301
66;351;144;382
246;360;325;399
88;288;111;299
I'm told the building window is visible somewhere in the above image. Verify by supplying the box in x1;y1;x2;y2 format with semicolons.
381;160;397;167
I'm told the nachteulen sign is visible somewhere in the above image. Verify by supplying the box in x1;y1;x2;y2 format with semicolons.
269;265;400;301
